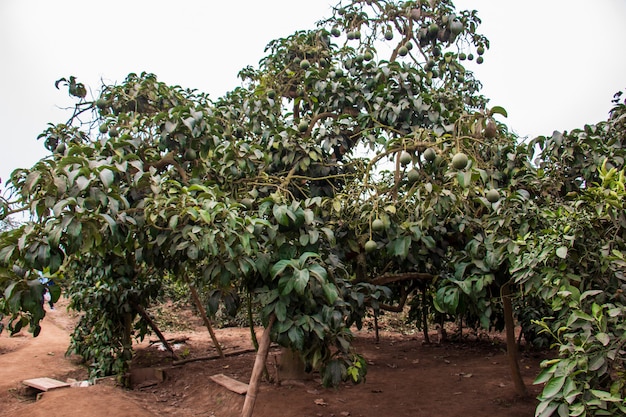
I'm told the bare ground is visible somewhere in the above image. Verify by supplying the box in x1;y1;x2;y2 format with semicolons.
0;298;547;417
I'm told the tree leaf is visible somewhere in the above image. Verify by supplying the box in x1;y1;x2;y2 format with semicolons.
274;300;287;322
489;105;508;118
542;375;566;399
391;236;411;259
288;325;304;350
293;268;310;295
100;213;117;232
322;283;338;304
308;263;327;283
596;332;610;346
556;246;568;259
99;168;114;188
273;204;290;226
270;259;292;279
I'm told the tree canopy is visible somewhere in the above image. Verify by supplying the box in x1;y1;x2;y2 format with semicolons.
1;1;624;416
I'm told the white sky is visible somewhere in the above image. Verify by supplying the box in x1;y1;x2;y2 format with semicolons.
1;1;625;192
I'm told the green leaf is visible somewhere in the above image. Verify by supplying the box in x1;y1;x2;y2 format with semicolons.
536;400;559;417
274;301;287;322
455;279;472;295
24;171;41;193
580;289;603;300
0;244;15;264
4;281;18;300
556;246;568;259
270;259;292;279
99;168;114;188
100;213;117;232
48;282;61;302
322;359;345;387
308;263;327;283
542;375;566;399
596;332;610;346
322;283;338;304
589;355;606;372
293;268;310;295
391;236;411;259
288;326;304;350
488;105;508;118
273;204;290;226
534;362;558;384
297;251;319;265
590;389;622;402
421;235;436;250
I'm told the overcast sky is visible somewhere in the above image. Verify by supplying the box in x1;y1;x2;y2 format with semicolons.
1;1;625;192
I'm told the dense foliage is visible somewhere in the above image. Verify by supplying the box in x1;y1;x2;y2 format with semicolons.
0;1;624;415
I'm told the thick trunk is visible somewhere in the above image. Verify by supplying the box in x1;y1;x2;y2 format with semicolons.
242;314;276;417
502;282;528;397
277;347;309;382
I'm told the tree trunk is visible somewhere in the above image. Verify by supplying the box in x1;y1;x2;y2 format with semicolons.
122;311;133;358
501;282;527;397
277;348;309;383
247;292;270;382
188;283;224;358
374;310;380;343
134;302;180;360
421;285;431;344
242;314;276;417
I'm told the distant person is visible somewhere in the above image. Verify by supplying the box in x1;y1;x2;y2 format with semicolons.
43;287;54;309
39;272;56;310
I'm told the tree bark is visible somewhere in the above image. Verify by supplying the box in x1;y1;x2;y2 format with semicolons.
421;285;431;344
134;302;179;360
242;314;276;417
247;292;270;382
172;347;256;366
188;283;224;358
501;282;527;397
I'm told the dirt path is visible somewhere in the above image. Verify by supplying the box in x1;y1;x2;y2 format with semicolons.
0;301;152;417
0;300;545;416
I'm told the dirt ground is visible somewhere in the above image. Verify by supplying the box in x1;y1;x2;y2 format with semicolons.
0;298;547;417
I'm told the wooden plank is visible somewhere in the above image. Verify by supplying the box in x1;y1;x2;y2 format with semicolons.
209;373;249;395
23;377;70;392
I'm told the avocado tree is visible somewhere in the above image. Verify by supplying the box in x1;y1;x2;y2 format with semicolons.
508;93;626;417
0;0;490;380
1;1;624;416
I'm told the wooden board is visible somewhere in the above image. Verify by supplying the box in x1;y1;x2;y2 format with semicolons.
209;373;249;395
22;377;70;392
